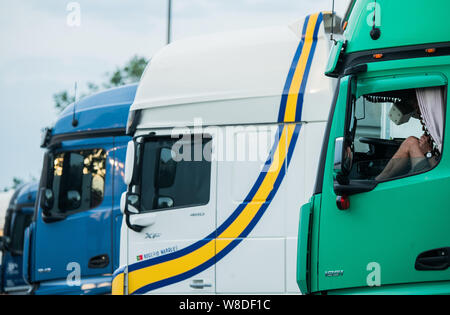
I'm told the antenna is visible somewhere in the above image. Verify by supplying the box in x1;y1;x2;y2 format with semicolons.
72;82;79;127
370;0;381;40
167;0;172;44
330;0;337;44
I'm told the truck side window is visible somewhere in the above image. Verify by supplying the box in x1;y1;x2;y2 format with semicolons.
347;86;445;182
9;212;33;254
140;136;212;212
50;149;106;215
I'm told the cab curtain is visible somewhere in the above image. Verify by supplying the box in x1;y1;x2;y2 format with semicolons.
416;86;445;153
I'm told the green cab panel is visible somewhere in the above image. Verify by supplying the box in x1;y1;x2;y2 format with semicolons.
344;0;450;54
356;73;448;98
297;199;313;294
304;0;450;295
314;61;450;294
327;281;450;295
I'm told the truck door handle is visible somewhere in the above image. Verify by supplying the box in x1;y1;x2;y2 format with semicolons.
88;254;110;269
415;247;450;271
189;279;212;289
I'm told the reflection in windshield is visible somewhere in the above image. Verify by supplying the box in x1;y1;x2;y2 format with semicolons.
51;149;106;213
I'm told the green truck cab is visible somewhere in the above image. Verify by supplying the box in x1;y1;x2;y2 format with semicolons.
298;0;450;295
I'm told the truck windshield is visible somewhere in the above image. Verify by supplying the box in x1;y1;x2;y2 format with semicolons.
139;136;212;212
45;149;106;215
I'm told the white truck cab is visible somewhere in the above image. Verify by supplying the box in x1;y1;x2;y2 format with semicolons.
114;12;339;295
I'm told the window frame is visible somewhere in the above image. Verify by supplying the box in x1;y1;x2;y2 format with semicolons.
133;133;213;214
44;147;108;217
343;75;448;184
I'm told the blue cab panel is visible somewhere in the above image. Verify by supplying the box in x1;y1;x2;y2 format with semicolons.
1;182;37;294
26;84;136;295
55;84;138;135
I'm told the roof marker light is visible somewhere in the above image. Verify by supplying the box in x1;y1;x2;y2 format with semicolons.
373;53;383;59
425;48;436;54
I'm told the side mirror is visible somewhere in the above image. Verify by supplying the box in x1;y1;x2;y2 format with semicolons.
157;196;174;209
334;137;353;174
334;137;344;172
66;190;81;209
126;193;140;214
40;188;54;211
334;137;353;184
120;191;143;214
124;141;135;186
40;188;67;223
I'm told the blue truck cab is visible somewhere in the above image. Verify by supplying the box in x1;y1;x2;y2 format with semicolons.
0;182;37;294
23;84;137;294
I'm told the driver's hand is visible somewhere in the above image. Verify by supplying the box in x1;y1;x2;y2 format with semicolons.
418;134;432;154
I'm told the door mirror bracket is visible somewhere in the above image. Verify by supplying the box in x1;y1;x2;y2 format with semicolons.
123;192;146;233
39;188;67;223
334;179;378;196
41;212;66;224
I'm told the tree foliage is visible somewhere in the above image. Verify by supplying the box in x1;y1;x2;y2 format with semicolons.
3;177;25;192
3;174;38;192
53;91;76;112
53;55;148;112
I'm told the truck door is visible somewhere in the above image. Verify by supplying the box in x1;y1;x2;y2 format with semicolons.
33;138;114;288
318;73;450;293
123;133;216;294
1;208;33;292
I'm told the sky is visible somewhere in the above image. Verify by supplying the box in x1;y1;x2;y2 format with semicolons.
0;0;349;190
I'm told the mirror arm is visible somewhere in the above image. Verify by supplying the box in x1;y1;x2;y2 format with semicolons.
125;211;145;233
336;173;350;185
334;179;378;196
41;211;66;224
123;192;145;233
